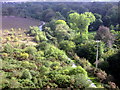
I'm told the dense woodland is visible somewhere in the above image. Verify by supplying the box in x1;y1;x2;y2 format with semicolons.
0;2;120;89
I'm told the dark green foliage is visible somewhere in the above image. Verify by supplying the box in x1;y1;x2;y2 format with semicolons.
107;50;120;87
76;41;97;64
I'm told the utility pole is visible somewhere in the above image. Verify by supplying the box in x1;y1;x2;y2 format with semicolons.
95;40;100;69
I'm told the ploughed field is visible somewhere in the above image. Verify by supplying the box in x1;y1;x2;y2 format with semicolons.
1;16;41;46
2;16;40;30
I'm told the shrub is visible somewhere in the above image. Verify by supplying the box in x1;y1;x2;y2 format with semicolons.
4;43;14;54
20;79;35;87
6;36;11;41
30;30;36;36
55;20;67;25
102;49;116;60
76;40;104;64
69;66;87;77
25;46;37;55
11;35;14;39
35;35;40;42
14;37;18;42
1;53;8;58
39;66;49;74
37;32;47;42
21;69;32;79
11;28;14;31
0;37;2;41
70;74;92;88
21;61;37;70
50;61;60;70
98;60;109;70
59;40;76;52
75;58;92;70
18;34;22;37
53;74;70;88
8;77;21;88
20;53;29;59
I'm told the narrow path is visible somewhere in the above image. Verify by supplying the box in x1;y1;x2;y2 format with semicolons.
39;21;45;31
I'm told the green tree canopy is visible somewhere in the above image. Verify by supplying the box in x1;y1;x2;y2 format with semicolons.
68;12;96;40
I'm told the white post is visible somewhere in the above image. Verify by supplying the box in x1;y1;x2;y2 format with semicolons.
95;40;100;69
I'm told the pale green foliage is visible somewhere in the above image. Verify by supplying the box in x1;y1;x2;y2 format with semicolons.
55;24;73;41
21;61;37;69
55;20;67;25
68;12;96;40
69;66;87;76
35;35;40;42
50;61;60;70
44;44;68;61
25;46;37;55
20;53;29;59
37;31;48;41
54;74;70;85
69;12;96;31
70;74;92;88
4;43;14;54
9;77;21;88
59;40;76;52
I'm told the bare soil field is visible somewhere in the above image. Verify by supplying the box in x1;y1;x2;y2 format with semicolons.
2;16;40;30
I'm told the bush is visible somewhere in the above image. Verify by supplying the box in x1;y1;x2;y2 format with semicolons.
50;61;60;70
69;66;87;77
21;61;37;70
39;66;50;74
70;74;92;88
30;30;36;36
35;35;40;42
53;74;70;88
25;46;37;55
76;40;104;64
37;32;47;42
59;40;76;52
8;77;21;88
20;53;29;59
1;53;8;58
20;79;35;87
102;49;116;60
21;69;32;79
55;20;67;25
6;37;11;41
4;43;14;54
75;58;92;70
14;37;18;42
44;44;68;61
